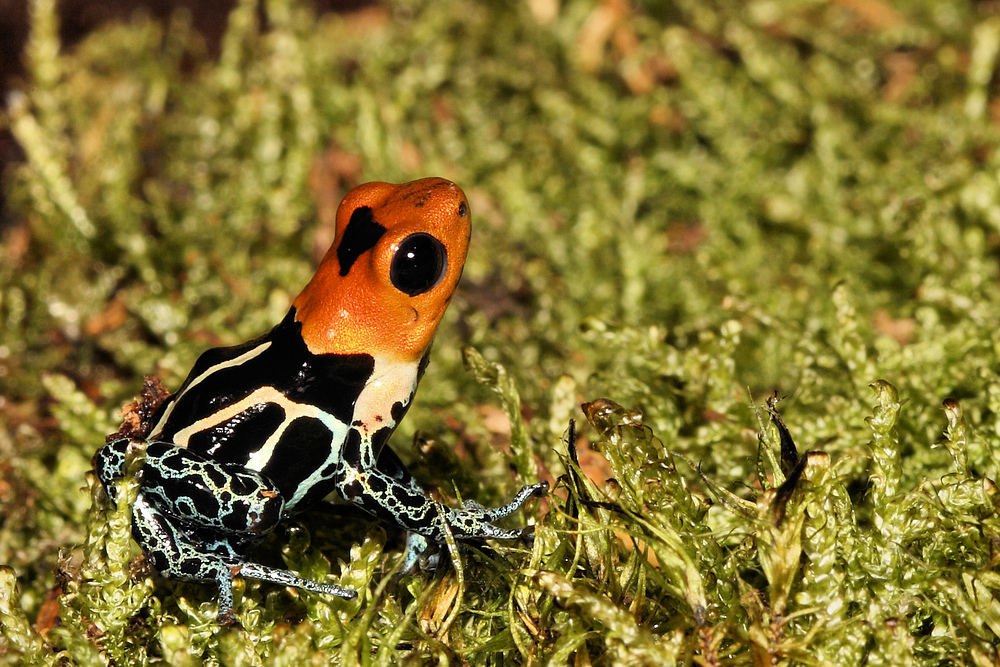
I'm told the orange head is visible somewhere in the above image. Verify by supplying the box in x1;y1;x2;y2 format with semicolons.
293;178;471;362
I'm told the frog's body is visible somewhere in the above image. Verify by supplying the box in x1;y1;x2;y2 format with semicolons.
94;178;547;622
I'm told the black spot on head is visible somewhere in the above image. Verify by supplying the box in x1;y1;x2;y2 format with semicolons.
338;206;386;277
458;201;468;217
402;188;433;207
391;401;407;423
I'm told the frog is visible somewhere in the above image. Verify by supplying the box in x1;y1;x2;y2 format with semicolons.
93;177;548;622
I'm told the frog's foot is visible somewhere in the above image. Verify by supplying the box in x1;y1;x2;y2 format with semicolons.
447;481;549;540
400;531;436;574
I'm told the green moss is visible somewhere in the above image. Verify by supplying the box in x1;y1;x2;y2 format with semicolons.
4;0;1000;662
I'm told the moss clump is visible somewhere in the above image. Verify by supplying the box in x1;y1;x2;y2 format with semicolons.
4;0;1000;663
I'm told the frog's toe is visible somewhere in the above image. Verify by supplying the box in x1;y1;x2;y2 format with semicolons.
238;561;357;600
476;481;549;524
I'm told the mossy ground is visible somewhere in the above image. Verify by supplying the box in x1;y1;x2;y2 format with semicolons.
3;0;1000;664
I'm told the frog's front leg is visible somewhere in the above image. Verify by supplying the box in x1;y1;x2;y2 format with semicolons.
95;439;356;622
340;430;548;547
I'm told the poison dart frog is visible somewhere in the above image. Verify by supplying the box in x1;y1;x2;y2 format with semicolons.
94;178;548;622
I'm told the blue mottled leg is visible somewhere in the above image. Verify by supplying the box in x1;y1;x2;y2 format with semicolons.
131;493;241;621
236;562;356;600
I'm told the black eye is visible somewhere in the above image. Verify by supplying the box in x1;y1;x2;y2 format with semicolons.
390;233;448;296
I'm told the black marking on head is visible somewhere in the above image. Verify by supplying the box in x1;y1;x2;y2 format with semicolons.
260;416;334;500
400;185;435;208
337;206;386;277
391;401;407;423
458;201;468;217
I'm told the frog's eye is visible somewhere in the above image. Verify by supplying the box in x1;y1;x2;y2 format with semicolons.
390;233;448;296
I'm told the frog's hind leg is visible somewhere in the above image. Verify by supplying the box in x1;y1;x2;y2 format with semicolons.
131;492;242;621
132;493;355;623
